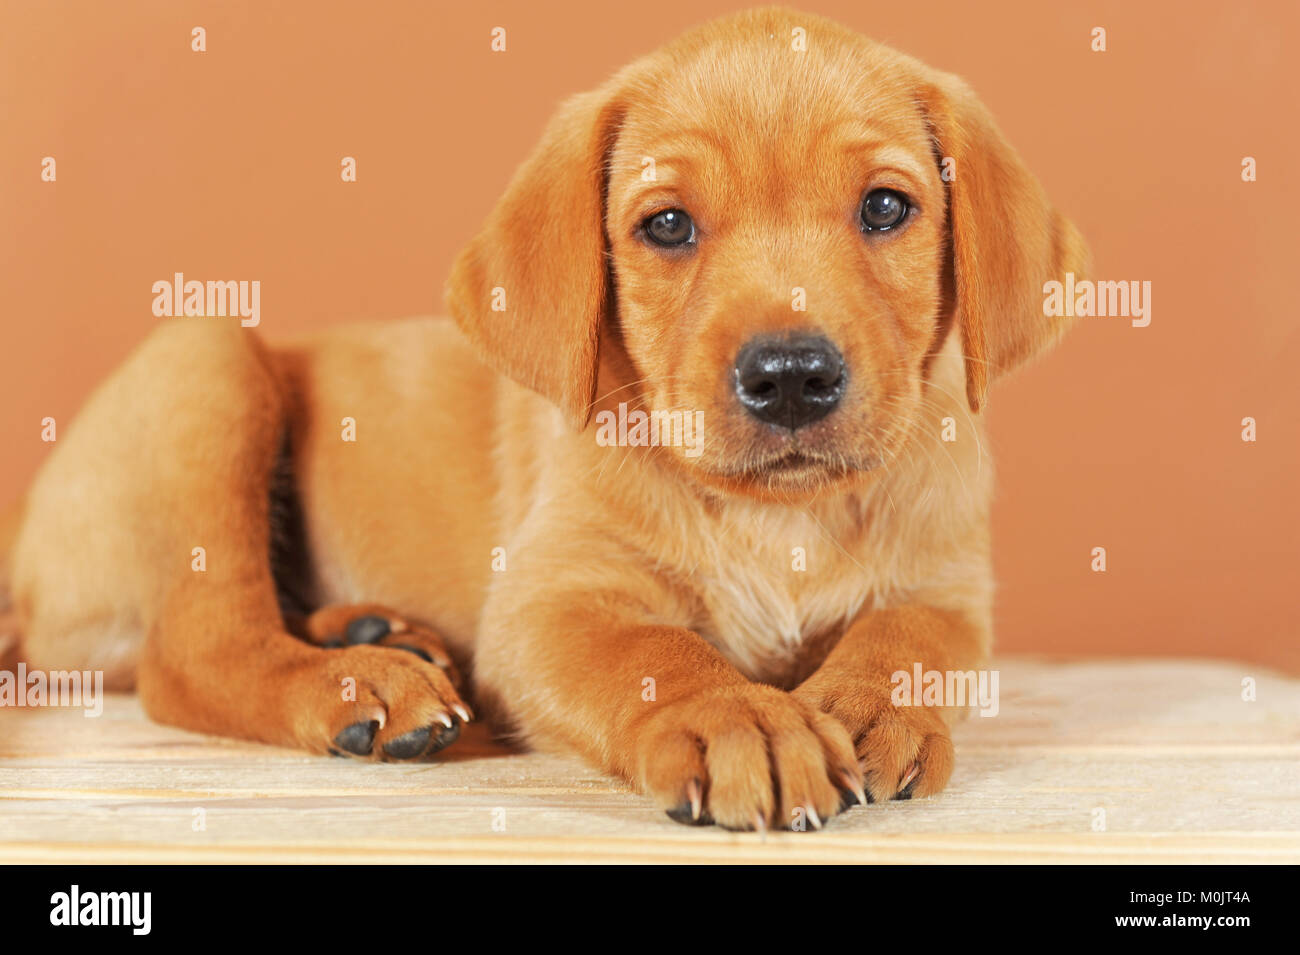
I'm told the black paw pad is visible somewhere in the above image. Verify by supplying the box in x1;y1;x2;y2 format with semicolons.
427;718;462;756
666;806;712;827
345;615;392;645
392;643;433;663
837;787;861;812
333;720;379;756
383;725;434;759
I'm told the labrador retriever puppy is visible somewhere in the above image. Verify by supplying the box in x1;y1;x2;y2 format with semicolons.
1;7;1087;830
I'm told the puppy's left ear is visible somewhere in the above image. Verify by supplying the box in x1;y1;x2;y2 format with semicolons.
446;87;624;429
921;72;1091;412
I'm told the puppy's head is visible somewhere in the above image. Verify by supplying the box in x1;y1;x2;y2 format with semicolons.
448;8;1088;501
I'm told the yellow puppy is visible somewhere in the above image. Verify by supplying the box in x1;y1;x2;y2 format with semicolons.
2;8;1087;830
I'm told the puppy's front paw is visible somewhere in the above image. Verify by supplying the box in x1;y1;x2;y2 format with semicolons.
635;684;863;831
794;680;954;803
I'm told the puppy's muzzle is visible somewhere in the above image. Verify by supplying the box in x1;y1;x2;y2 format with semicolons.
733;334;846;431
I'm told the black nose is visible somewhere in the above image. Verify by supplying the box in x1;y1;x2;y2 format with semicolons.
733;335;847;430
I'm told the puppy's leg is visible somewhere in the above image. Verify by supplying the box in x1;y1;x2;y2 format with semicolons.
793;605;986;802
143;594;467;761
16;318;467;760
475;578;863;831
138;330;470;761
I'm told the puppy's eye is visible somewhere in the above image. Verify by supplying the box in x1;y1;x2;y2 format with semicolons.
859;189;910;233
643;209;696;247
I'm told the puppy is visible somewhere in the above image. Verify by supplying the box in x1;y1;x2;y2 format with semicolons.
2;8;1087;830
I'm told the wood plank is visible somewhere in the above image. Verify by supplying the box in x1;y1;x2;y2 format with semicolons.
1;658;1297;863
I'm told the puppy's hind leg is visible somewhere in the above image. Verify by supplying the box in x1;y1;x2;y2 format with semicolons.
141;322;473;759
16;318;468;760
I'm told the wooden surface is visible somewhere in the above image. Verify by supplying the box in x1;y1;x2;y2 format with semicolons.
1;657;1297;864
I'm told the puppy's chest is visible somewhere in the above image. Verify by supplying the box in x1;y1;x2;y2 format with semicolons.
683;512;903;684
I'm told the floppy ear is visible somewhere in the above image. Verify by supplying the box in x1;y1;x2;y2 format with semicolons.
446;87;624;430
922;73;1090;412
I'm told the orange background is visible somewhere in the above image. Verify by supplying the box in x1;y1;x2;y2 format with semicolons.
2;1;1297;671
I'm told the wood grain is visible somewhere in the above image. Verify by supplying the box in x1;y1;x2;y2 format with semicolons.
1;658;1297;863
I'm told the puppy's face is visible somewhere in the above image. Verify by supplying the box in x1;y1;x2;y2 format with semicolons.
605;41;948;499
449;10;1089;503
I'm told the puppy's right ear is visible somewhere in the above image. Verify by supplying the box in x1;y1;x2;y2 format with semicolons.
446;87;624;430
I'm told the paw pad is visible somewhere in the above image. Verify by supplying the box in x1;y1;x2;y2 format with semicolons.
344;615;392;645
333;719;379;756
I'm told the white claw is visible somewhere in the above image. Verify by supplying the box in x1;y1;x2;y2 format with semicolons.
687;778;703;821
